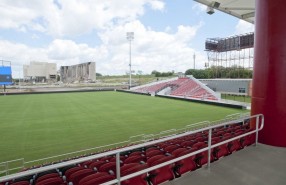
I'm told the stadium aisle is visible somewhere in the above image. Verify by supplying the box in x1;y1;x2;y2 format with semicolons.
163;144;286;185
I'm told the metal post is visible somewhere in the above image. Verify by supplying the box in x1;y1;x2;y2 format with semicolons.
5;162;8;175
255;116;259;146
116;153;121;185
207;128;212;169
193;53;196;69
129;40;131;89
126;32;134;90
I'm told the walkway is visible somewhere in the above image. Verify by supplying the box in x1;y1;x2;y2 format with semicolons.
164;144;286;185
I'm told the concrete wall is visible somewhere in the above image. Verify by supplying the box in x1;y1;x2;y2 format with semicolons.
23;61;57;80
199;79;252;96
60;62;96;83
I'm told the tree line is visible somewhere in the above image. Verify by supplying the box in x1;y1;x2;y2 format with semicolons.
151;70;174;77
185;66;253;79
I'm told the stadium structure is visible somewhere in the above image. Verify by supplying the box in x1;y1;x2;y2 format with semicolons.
0;60;13;93
60;62;96;83
131;76;220;101
0;1;286;185
205;32;254;74
199;78;252;96
23;62;57;83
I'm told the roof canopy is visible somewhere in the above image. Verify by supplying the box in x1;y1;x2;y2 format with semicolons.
194;0;255;24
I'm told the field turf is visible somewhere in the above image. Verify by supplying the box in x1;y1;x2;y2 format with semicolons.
0;91;247;165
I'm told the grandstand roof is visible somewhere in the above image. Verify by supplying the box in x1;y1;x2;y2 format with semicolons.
194;0;255;24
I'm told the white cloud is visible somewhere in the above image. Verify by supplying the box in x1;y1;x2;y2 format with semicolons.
0;19;207;77
148;0;165;11
0;0;166;37
0;1;209;77
235;20;254;34
192;3;207;14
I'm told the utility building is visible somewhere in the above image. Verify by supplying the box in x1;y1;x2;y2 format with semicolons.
23;61;57;82
60;62;96;83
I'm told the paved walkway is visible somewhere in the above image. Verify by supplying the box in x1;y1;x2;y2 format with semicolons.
163;144;286;185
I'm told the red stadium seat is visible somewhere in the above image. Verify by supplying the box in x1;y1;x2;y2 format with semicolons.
180;141;196;148
147;155;175;185
146;150;164;159
79;175;115;185
173;148;197;177
146;147;159;154
163;145;180;153
88;161;106;171
64;166;84;180
129;151;144;157
124;155;146;164
99;156;113;162
195;136;205;142
171;148;188;157
231;130;244;152
36;177;64;185
121;163;148;185
98;162;118;173
109;155;126;163
68;169;94;185
242;128;256;146
78;172;109;185
192;141;206;149
36;173;59;183
215;133;232;159
81;160;94;167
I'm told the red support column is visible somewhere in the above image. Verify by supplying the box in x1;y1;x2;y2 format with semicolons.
251;0;286;147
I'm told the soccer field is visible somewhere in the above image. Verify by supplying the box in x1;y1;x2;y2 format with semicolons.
0;91;247;165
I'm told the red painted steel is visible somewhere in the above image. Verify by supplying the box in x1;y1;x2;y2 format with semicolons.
251;0;286;146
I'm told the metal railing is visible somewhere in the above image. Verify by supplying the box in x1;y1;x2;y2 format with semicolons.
0;113;263;184
0;159;24;176
0;112;250;176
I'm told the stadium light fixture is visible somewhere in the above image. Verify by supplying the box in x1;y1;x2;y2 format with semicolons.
206;1;220;15
126;32;134;89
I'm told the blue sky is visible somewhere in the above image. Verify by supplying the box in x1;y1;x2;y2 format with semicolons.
0;0;254;77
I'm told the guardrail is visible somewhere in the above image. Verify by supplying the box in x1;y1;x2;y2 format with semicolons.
0;113;262;183
0;159;24;176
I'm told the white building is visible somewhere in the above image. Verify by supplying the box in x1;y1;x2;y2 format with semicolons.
23;61;57;82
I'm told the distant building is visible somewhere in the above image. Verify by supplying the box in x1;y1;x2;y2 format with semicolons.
199;79;252;96
60;62;96;83
23;61;57;82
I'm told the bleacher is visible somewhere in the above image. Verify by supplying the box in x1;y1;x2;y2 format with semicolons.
0;114;263;185
132;76;219;101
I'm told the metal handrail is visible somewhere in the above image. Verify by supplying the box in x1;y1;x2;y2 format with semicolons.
0;114;263;183
103;114;264;185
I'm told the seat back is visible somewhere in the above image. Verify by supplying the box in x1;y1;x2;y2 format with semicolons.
80;175;114;185
98;162;117;173
69;169;94;185
124;155;146;164
36;173;59;183
78;172;109;185
36;177;64;185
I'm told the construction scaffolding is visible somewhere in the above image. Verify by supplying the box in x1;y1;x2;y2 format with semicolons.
205;32;254;78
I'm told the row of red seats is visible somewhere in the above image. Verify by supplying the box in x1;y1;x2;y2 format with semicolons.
134;78;190;94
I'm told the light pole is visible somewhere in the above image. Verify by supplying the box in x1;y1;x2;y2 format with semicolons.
193;53;196;69
126;32;134;89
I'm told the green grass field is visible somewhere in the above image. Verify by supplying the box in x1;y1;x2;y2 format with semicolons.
0;91;247;165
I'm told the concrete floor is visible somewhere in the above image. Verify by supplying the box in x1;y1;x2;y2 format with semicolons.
163;144;286;185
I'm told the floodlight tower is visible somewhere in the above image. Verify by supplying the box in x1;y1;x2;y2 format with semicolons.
126;32;134;89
